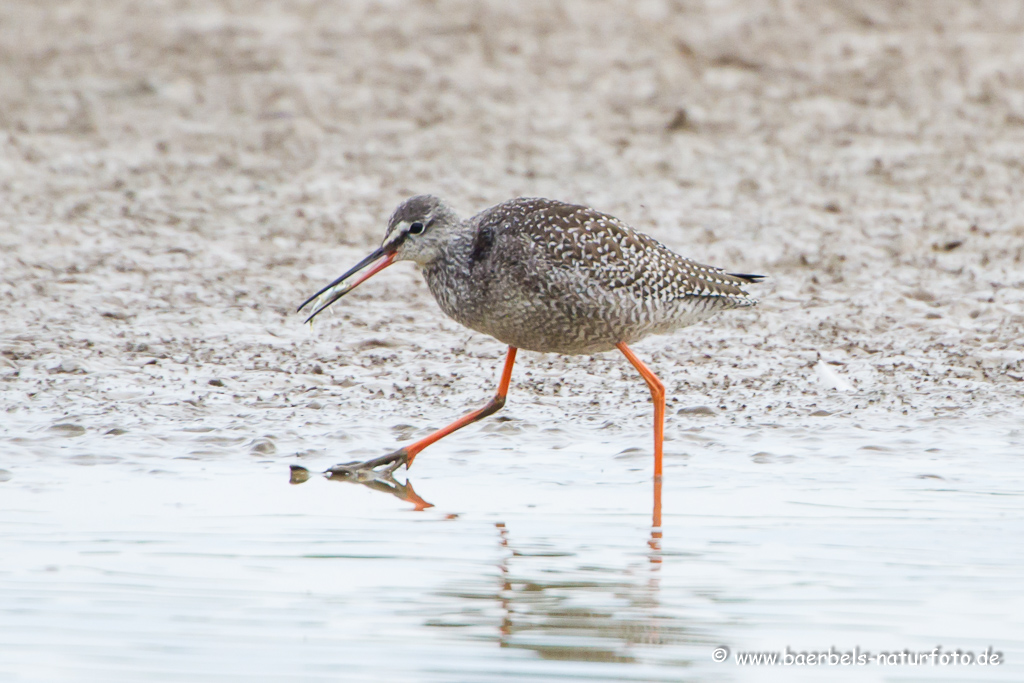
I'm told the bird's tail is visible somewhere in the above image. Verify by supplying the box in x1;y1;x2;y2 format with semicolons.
728;273;765;283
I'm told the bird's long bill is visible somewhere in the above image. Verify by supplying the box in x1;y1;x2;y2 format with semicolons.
297;246;396;323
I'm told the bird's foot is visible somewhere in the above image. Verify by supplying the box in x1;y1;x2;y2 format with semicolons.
288;449;431;510
323;447;410;482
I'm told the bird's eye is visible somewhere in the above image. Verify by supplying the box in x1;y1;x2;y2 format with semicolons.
408;222;425;235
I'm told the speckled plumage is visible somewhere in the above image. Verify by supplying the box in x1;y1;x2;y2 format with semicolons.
296;194;763;489
386;195;759;354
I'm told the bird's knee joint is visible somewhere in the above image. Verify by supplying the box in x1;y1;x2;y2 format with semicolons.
475;394;506;422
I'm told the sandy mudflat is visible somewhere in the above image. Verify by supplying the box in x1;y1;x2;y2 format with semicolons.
2;0;1023;429
1;2;1024;681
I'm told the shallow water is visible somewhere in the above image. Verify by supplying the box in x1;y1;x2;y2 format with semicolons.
3;414;1022;683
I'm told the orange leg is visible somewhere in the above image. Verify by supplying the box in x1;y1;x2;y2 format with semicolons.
351;346;518;472
404;346;517;465
616;342;665;528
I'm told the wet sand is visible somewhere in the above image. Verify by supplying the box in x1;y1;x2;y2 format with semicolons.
2;1;1024;681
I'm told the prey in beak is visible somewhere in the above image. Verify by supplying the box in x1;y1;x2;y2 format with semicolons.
297;238;402;323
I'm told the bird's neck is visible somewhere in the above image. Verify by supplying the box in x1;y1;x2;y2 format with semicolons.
423;223;476;275
420;224;479;318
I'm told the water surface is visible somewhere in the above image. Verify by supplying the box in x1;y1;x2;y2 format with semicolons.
2;415;1022;682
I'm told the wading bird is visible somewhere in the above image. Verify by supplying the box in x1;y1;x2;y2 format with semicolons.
298;196;762;524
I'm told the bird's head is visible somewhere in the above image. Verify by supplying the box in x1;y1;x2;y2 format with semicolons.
297;195;461;322
383;194;461;267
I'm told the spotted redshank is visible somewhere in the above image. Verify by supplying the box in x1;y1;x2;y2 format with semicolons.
298;196;762;522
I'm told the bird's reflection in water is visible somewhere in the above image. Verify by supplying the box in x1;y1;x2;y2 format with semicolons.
424;476;705;664
429;522;709;665
288;463;433;510
289;463;703;664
